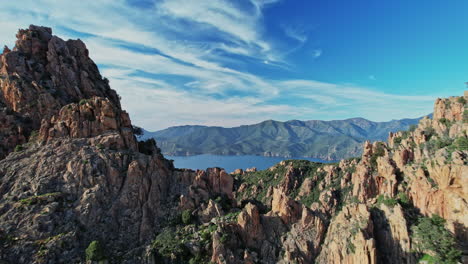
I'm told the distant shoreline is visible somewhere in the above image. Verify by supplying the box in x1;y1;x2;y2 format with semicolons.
162;152;343;162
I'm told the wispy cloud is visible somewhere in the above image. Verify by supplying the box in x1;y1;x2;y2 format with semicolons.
283;24;308;44
312;49;322;58
0;0;441;130
276;80;437;120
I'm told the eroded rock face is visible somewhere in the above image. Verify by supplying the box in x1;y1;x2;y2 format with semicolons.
206;168;234;199
0;137;179;263
39;96;137;151
237;203;263;248
271;188;302;225
178;168;235;211
433;96;465;121
317;204;377;264
0;25;120;159
280;206;327;264
372;204;414;264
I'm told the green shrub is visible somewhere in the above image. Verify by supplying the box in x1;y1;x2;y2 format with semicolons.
393;136;402;146
438;118;451;127
424;126;436;140
14;145;23;152
152;228;188;259
424;137;454;153
347;241;356;254
397;192;410;206
181;209;192;225
427;177;438;188
19;192;62;206
457;96;466;104
189;254;205;264
376;194;398;207
370;144;386;169
220;233;230;244
411;215;461;264
453;136;468;151
200;230;211;241
29;130;39;141
349;196;360;204
79;99;89;106
85;240;105;261
464;110;468;123
213;194;232;211
419;254;437;263
401;131;410;139
409;124;418;132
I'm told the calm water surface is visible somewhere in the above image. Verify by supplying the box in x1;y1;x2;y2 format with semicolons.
166;154;336;173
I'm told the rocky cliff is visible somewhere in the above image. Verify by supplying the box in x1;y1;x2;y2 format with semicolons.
0;26;466;264
0;25;120;160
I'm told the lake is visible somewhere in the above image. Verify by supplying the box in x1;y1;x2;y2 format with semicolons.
166;154;336;173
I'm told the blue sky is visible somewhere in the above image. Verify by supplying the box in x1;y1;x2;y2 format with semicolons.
0;0;466;130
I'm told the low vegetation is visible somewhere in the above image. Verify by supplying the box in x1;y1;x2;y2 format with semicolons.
29;130;39;142
79;99;89;106
14;144;23;152
376;195;398;207
181;209;192;225
411;214;461;264
19;192;62;206
85;240;106;261
369;143;386;169
423;126;437;141
152;223;216;263
236;160;325;205
152;228;189;261
438;118;452;128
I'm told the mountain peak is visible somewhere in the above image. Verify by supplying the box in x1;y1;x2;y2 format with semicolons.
0;25;122;158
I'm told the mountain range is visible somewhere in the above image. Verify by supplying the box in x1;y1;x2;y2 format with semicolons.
142;117;429;160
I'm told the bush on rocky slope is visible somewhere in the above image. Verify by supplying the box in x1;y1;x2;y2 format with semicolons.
412;215;461;264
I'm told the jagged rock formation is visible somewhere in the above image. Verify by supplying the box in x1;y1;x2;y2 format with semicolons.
0;25;120;159
0;26;466;264
39;96;137;151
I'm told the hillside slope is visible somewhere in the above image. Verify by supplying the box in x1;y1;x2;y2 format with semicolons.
0;26;465;264
143;117;424;160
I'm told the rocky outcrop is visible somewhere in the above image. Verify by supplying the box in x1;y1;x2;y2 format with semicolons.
206;168;234;199
39;96;137;151
0;137;178;263
317;204;377;264
0;25;120;159
237;203;263;248
178;168;234;211
409;163;467;240
371;204;414;264
433;96;465;121
271;188;302;225
280;206;327;264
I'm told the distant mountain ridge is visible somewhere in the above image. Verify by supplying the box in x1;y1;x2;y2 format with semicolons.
142;116;429;160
